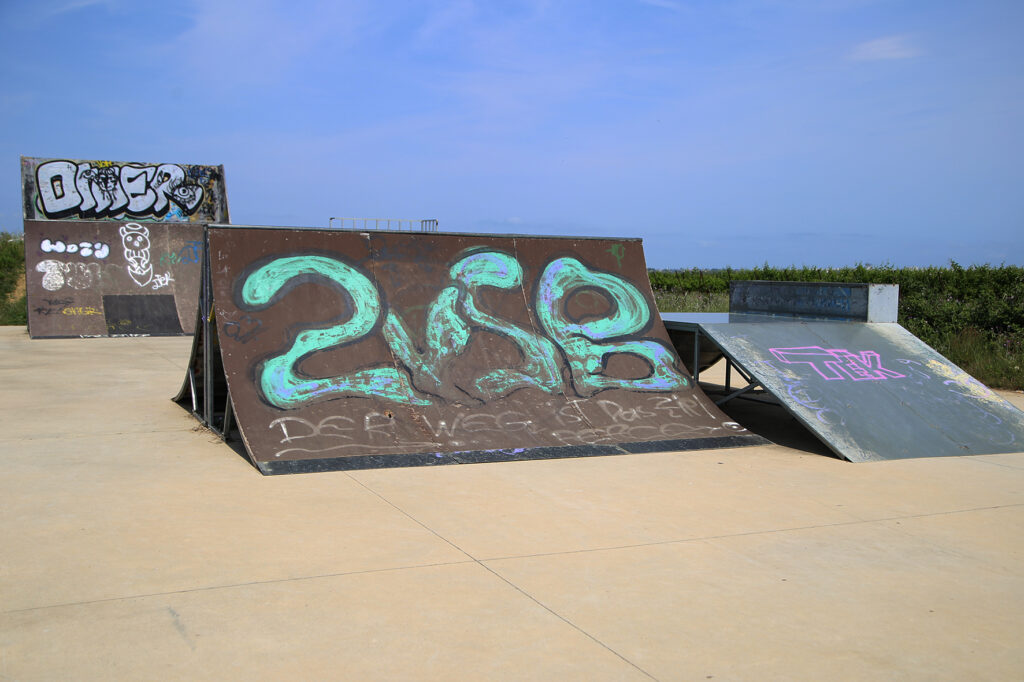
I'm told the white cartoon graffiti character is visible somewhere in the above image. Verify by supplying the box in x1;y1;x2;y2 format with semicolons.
120;222;153;287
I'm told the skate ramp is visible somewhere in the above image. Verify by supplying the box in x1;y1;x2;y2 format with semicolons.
21;156;228;338
24;219;204;337
665;313;1024;462
181;226;765;474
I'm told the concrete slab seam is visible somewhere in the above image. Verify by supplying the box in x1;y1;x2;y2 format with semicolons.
343;471;660;681
0;559;479;616
0;427;195;443
477;560;660;681
969;457;1024;471
473;502;1024;563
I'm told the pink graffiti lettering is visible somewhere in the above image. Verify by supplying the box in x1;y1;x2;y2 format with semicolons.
769;346;905;381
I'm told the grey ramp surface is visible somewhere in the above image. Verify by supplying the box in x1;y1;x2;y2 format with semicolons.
700;321;1024;462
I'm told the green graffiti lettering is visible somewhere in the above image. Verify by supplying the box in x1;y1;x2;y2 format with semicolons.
450;250;562;398
607;243;625;268
382;286;473;402
235;250;688;410
239;255;430;409
536;257;687;395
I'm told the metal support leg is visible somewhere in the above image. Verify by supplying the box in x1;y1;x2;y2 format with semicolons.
731;361;756;387
201;229;213;428
222;395;235;441
715;381;762;406
693;331;701;383
188;367;198;414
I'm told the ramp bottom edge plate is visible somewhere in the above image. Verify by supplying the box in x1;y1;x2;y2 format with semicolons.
255;434;770;475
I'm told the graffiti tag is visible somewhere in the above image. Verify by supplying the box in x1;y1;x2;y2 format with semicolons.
223;315;264;344
41;239;110;259
35;260;100;291
266;394;740;458
151;272;174;290
769;346;905;381
159;240;203;268
35;160;204;219
237;250;690;410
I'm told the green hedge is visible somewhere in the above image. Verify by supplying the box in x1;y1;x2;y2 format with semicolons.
0;233;23;300
649;263;1024;389
0;233;26;326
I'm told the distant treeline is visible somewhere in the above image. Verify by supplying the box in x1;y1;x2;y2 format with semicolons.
0;233;26;325
649;263;1024;337
649;263;1024;388
0;234;23;297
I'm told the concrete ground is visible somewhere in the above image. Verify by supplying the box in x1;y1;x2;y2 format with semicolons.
1;326;1022;681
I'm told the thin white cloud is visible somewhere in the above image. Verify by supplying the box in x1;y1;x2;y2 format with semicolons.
1;0;113;28
848;35;922;61
637;0;682;10
45;0;111;15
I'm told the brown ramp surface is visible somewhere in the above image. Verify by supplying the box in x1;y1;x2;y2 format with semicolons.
21;156;228;338
25;219;203;338
189;226;763;474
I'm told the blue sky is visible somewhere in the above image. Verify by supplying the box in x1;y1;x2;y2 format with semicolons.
1;0;1021;269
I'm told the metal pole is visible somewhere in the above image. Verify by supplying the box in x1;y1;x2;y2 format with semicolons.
202;227;213;428
693;331;701;384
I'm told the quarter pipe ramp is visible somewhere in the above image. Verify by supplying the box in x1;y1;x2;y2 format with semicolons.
25;219;204;337
664;312;1024;462
21;156;229;338
178;226;764;474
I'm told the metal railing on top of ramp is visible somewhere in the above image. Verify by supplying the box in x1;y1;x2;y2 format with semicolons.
328;217;439;232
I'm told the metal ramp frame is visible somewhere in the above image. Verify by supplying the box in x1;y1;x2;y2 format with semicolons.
663;312;772;407
663;312;1024;462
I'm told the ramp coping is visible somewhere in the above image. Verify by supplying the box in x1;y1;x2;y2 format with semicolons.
207;223;644;242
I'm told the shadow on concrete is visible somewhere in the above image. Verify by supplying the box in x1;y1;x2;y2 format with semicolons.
699;382;840;460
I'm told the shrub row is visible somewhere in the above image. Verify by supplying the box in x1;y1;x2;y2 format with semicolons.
649;262;1024;340
0;233;24;301
649;263;1024;389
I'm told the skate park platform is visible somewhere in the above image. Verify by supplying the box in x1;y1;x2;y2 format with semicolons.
663;282;1024;462
177;226;764;474
2;326;1023;680
20;156;229;339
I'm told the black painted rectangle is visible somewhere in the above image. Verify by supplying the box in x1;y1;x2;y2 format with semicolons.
103;294;184;335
